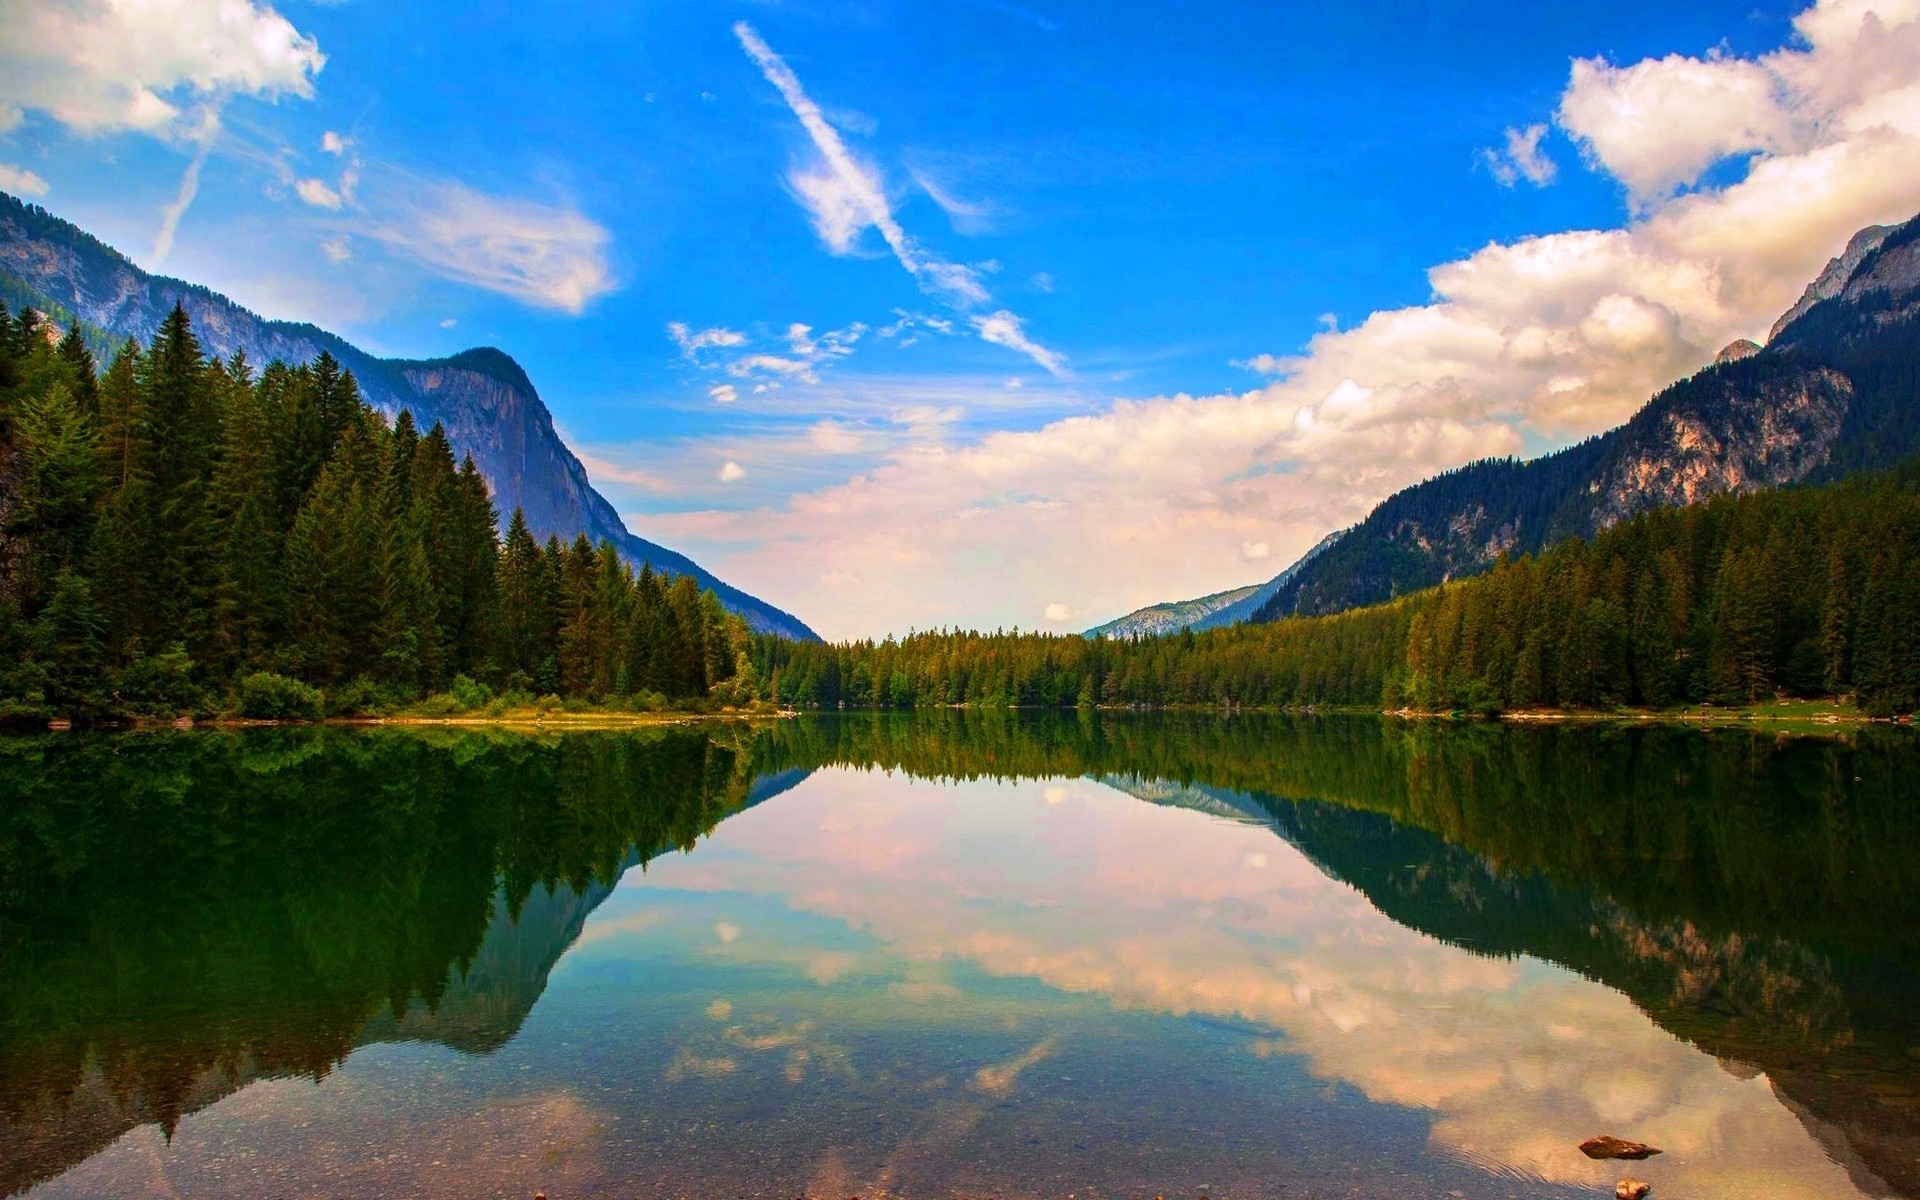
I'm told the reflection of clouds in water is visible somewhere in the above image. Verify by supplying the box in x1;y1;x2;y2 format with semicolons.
971;1035;1059;1096
713;920;741;944
636;769;1876;1200
669;1013;858;1088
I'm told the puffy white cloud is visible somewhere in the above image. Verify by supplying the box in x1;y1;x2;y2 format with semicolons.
1477;122;1558;188
320;129;349;155
1042;602;1075;622
718;460;747;483
1559;54;1793;203
0;0;324;140
0;162;49;196
354;179;614;313
643;0;1920;640
1241;541;1271;561
709;383;740;404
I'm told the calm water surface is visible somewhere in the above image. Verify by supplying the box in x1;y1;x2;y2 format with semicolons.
1;715;1916;1200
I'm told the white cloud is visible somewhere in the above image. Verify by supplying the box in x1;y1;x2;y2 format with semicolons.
1241;541;1271;561
439;316;457;328
669;322;749;357
150;110;216;264
295;176;342;209
1234;353;1286;375
972;310;1067;376
0;162;49;197
718;460;747;483
355;178;615;313
1560;54;1793;203
320;129;349;155
648;0;1920;640
1042;602;1075;622
1477;122;1558;188
709;383;740;404
728;353;816;381
320;235;350;263
0;0;324;139
909;165;1002;235
733;21;1063;369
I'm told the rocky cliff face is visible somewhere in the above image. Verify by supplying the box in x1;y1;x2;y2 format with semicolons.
0;193;818;639
1589;361;1853;530
1248;209;1920;623
1770;223;1895;341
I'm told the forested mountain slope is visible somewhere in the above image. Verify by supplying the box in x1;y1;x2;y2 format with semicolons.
1247;212;1920;623
0;193;815;639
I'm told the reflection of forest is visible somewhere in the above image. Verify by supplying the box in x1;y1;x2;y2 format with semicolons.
1;716;1916;1197
0;727;775;1197
756;712;1920;1198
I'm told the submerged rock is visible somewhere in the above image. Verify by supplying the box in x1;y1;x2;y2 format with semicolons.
1616;1179;1652;1200
1580;1135;1662;1160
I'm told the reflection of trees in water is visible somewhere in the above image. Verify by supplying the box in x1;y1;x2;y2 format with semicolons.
0;727;758;1196
3;715;1919;1197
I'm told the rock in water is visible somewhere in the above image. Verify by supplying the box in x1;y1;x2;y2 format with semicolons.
1616;1178;1652;1200
1580;1135;1662;1160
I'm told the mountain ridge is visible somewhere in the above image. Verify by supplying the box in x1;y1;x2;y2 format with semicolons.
1235;210;1920;625
0;192;818;640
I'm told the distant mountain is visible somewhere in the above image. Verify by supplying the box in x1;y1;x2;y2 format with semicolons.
0;192;818;640
1245;211;1920;624
1082;584;1259;639
1082;531;1338;637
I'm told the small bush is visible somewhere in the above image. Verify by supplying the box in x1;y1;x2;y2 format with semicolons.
238;672;324;720
412;692;461;718
533;693;563;713
115;644;204;715
325;678;396;717
450;674;492;710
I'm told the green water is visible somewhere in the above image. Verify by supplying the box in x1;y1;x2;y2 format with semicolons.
1;715;1916;1199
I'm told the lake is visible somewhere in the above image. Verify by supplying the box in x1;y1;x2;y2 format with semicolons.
2;714;1916;1200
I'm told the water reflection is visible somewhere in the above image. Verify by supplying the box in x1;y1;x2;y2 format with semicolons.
0;716;1914;1198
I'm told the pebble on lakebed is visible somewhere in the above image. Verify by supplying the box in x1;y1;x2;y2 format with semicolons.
1616;1179;1652;1200
1580;1135;1662;1160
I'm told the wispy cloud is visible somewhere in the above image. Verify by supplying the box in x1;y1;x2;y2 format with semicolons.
1477;123;1558;188
669;318;870;388
732;21;1064;374
972;310;1066;376
354;174;615;313
152;107;220;265
669;322;749;357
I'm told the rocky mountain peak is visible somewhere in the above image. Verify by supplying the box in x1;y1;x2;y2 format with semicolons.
1769;222;1894;342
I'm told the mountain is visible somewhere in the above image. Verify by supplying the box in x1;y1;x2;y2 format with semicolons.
1245;210;1920;624
1082;531;1339;637
1082;584;1259;639
0;192;818;640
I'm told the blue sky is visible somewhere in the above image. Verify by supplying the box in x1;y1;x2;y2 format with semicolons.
5;0;1920;637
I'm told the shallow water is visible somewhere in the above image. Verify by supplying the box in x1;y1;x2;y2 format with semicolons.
2;715;1916;1199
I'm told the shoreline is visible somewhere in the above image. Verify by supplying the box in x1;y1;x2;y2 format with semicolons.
24;700;1909;734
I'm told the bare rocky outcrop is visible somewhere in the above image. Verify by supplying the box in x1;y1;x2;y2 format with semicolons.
1769;223;1894;342
1591;363;1853;531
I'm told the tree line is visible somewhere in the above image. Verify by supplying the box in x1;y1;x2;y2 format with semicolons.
749;461;1920;715
0;303;748;720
